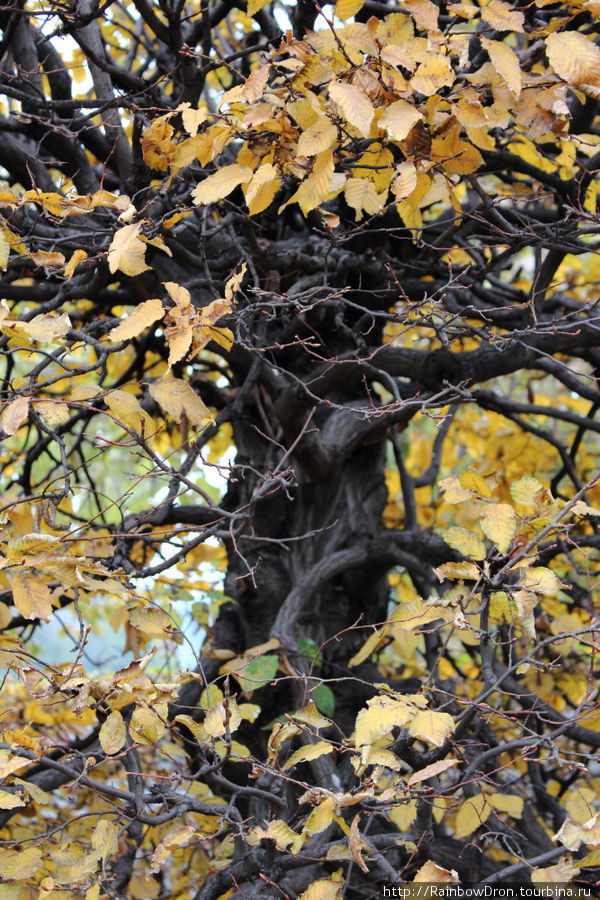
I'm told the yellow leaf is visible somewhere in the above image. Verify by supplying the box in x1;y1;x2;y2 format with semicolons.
13;778;49;804
488;792;524;818
283;740;335;770
99;710;127;755
149;374;212;426
434;562;480;581
150;825;195;872
566;787;597;824
0;847;42;880
177;102;208;137
0;790;25;809
63;248;87;278
192;164;253;206
355;695;411;748
298;870;344;900
109;298;164;342
285;149;339;216
554;813;600;851
297;116;338;157
34;401;69;427
105;390;152;435
454;793;492;838
439;475;474;503
2;397;29;436
12;572;52;621
304;796;336;837
108;223;150;277
344;178;386;220
480;503;517;554
19;312;71;342
520;566;563;595
224;262;247;302
546;32;600;90
442;527;486;560
480;0;524;31
408;710;453;747
30;250;66;267
329;81;374;137
244;163;281;215
91;819;119;862
249;819;302;852
204;698;242;738
509;475;544;508
0;756;31;779
348;814;369;872
0;228;9;270
348;628;388;666
130;706;166;744
391;161;418;200
410;54;454;95
334;0;365;19
247;0;270;15
458;469;492;498
481;37;521;97
292;702;331;729
406;758;459;786
388;799;418;831
377;100;423;141
414;861;459;882
531;860;579;884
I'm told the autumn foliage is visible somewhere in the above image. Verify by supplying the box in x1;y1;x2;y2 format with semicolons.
2;0;600;896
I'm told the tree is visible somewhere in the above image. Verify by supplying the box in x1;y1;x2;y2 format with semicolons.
1;0;600;895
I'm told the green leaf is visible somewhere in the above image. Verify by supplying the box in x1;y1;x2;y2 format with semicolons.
314;684;335;717
235;654;278;691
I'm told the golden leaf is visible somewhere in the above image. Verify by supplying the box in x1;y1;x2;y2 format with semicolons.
297;117;338;157
348;628;388;666
12;572;52;621
19;312;71;343
287;149;336;215
379;99;422;142
0;847;42;880
391;161;418;200
344;178;386;220
408;710;454;747
109;298;164;342
0;790;25;809
531;860;579;884
30;250;65;267
304;797;336;837
36;401;70;428
249;819;302;852
458;469;492;498
284;740;335;770
141;118;175;171
0;756;32;779
355;695;411;748
130;706;166;744
244;163;281;215
488;792;524;819
2;397;29;436
292;702;331;729
192;164;253;206
406;759;459;786
509;475;545;508
480;503;517;554
348;814;369;872
520;566;563;595
554;813;600;851
414;861;459;882
105;390;152;435
481;37;521;97
0;228;9;270
334;0;365;19
410;54;454;95
297;870;344;900
204;698;242;738
404;0;439;31
177;102;208;137
149;374;212;426
454;793;492;838
329;81;374;137
108;223;150;277
247;0;270;15
546;32;600;89
480;0;524;32
150;825;196;872
442;527;486;560
64;248;87;278
91;819;119;862
99;710;127;755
